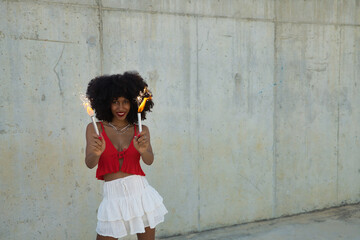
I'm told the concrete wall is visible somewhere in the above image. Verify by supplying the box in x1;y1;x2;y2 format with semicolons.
1;0;359;239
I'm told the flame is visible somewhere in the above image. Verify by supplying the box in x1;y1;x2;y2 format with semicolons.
138;97;152;112
136;87;152;113
86;105;94;116
80;93;95;116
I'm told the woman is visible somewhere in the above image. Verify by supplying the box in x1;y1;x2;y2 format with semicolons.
85;72;167;240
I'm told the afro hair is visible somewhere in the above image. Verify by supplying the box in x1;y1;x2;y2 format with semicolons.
86;71;154;124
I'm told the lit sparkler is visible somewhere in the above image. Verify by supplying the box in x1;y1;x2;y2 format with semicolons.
80;94;100;136
136;87;152;133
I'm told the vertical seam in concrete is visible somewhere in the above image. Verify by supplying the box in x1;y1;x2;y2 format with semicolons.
196;15;201;232
336;27;342;203
272;9;278;218
96;0;104;74
337;99;340;202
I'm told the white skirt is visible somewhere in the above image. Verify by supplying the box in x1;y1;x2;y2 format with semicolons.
96;175;168;238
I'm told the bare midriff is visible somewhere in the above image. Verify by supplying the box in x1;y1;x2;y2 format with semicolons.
103;171;133;182
103;158;132;182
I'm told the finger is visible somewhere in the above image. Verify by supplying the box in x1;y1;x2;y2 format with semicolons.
141;138;149;145
92;142;101;148
138;131;147;137
133;138;139;149
93;138;101;146
99;133;104;142
138;135;147;142
97;133;104;141
94;139;102;146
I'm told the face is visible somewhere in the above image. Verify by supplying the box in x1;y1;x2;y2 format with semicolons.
111;97;131;122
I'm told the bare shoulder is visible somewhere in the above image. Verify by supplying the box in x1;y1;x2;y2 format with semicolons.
86;122;93;132
142;125;150;132
86;122;102;134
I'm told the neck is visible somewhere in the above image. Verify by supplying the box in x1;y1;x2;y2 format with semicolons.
110;119;129;128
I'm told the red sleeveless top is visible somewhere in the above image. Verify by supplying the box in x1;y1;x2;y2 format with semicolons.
96;122;145;180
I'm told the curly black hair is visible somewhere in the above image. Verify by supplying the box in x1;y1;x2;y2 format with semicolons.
86;71;154;124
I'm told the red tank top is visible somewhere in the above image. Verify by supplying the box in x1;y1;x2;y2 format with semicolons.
96;122;145;180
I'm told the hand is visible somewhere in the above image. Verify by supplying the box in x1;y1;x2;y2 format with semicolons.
88;133;106;157
133;129;150;154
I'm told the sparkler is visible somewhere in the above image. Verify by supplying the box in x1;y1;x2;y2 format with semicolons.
80;94;100;136
136;87;152;133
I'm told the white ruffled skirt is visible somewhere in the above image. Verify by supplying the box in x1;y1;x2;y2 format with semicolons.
96;175;168;238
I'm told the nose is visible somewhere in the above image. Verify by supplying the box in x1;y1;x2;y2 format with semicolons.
115;102;123;108
115;102;128;111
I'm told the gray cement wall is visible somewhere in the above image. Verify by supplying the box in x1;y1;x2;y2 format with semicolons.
1;0;359;239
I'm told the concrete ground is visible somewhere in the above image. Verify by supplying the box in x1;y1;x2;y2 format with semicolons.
160;204;360;240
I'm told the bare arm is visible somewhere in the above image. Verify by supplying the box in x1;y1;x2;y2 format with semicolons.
85;123;105;169
133;125;154;165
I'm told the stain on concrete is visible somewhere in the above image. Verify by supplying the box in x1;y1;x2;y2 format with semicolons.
147;70;159;94
234;73;241;93
313;218;326;223
335;209;353;220
339;87;352;114
256;141;264;152
86;36;97;47
233;73;242;108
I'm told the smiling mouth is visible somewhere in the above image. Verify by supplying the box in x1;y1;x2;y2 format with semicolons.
117;112;125;117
